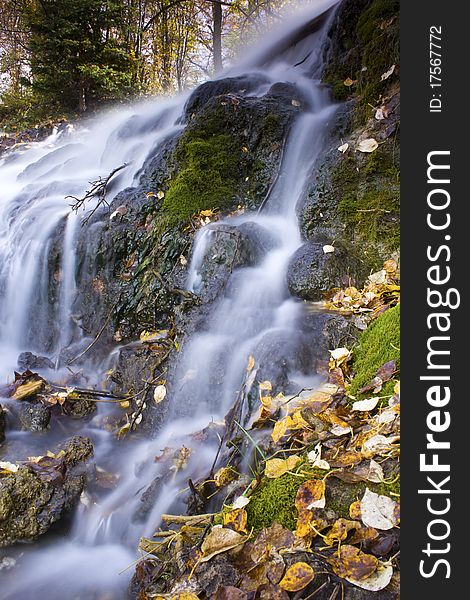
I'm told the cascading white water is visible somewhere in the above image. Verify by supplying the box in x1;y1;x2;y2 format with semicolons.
0;1;340;597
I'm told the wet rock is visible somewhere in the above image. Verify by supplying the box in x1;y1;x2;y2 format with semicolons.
9;400;51;432
0;435;93;547
0;405;5;444
286;242;363;301
17;351;55;371
195;222;278;303
197;555;239;596
253;329;313;394
183;74;271;118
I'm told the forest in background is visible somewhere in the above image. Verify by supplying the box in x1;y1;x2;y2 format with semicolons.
0;0;296;130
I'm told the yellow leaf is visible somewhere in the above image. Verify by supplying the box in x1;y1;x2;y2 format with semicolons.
279;562;315;592
328;545;379;581
271;411;309;444
295;479;326;510
157;190;165;199
343;77;355;86
265;455;301;479
12;378;44;400
214;466;238;488
323;519;362;546
223;508;248;533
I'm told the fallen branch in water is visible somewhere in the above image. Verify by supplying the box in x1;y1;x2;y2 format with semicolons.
67;163;128;225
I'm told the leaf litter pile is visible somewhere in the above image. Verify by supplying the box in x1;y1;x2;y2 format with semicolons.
133;261;400;599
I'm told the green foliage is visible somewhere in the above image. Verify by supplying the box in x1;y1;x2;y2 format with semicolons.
162;133;240;222
350;304;400;398
22;0;135;112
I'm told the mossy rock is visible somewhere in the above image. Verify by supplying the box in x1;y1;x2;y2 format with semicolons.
245;467;400;532
323;0;399;120
162;133;240;222
350;303;400;399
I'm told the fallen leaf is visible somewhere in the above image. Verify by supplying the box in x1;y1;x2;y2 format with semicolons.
345;562;393;591
291;99;301;107
200;527;247;562
338;143;349;153
352;397;379;412
295;479;326;510
214;466;238;488
360;488;399;530
12;377;44;400
279;562;315;592
380;64;395;81
357;138;379;153
323;245;335;254
324;519;362;546
247;355;255;372
265;455;301;479
223;508;248;533
157;190;165;199
343;77;355;87
328;545;379;581
0;461;19;474
232;495;250;509
307;444;330;470
140;330;168;343
153;385;167;404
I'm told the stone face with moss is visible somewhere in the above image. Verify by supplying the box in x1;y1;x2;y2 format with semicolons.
350;303;400;398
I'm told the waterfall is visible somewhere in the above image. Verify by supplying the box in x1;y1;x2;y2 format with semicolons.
0;1;340;597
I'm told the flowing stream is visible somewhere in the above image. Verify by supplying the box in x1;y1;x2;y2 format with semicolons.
0;1;339;597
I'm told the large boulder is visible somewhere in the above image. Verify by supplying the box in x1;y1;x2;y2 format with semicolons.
193;222;278;303
0;436;93;547
287;242;363;301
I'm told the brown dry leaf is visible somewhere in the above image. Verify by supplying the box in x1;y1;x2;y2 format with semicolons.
223;508;248;533
255;584;289;599
200;527;247;562
279;562;315;592
352;397;380;412
323;518;362;546
349;526;379;545
345;562;394;591
295;479;326;511
265;454;301;479
251;523;295;562
214;587;248;600
214;466;238;488
12;377;44;400
328;545;379;581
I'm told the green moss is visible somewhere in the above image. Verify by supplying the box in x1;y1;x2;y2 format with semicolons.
246;472;309;532
332;148;400;252
162;133;240;222
350;304;400;398
324;0;399;115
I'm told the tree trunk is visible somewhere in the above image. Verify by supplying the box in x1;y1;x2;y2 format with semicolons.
78;79;87;112
212;1;223;73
